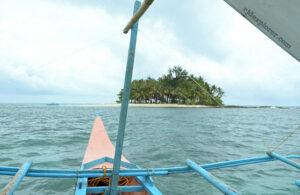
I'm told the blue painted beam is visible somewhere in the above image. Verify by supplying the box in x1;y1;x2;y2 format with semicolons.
86;186;143;194
0;170;168;178
1;160;32;195
295;180;300;189
135;175;162;195
75;177;87;195
267;152;300;169
1;155;300;178
110;1;141;194
186;159;239;195
75;165;87;195
105;156;138;169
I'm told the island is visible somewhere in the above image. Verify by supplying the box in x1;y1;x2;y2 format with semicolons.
117;66;224;106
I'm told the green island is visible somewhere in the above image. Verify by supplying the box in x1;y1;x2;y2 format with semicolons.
117;66;224;106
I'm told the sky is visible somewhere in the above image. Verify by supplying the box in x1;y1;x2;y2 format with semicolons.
0;0;299;106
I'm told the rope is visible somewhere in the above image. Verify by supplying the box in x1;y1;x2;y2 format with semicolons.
188;76;222;106
87;177;129;195
268;125;300;154
102;166;107;177
87;166;130;195
264;141;272;153
146;168;155;177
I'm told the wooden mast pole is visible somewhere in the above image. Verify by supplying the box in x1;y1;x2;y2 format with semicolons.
110;1;140;194
110;0;154;193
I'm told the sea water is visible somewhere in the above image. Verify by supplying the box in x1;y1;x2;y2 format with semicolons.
0;104;300;194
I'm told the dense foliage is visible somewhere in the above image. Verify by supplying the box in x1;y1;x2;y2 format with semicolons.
117;66;224;106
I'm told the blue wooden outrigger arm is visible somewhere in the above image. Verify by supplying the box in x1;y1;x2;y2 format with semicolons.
1;0;300;194
186;159;239;195
1;160;32;195
268;152;300;169
296;180;300;189
1;153;300;178
1;153;300;194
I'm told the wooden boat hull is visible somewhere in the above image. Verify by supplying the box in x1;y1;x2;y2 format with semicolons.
75;117;150;195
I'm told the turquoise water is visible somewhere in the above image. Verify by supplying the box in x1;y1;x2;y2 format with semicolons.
0;104;300;194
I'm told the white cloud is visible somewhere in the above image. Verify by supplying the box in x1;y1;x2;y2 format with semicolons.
174;0;300;106
0;0;299;105
0;0;130;102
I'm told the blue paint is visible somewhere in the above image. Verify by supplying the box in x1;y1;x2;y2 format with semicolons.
0;170;161;178
135;175;162;195
131;164;162;195
5;160;32;195
267;152;300;169
186;159;239;195
96;112;100;117
75;165;87;195
105;157;138;169
110;1;141;194
0;153;299;193
75;177;87;195
0;169;168;179
82;157;106;170
1;155;300;178
2;0;299;194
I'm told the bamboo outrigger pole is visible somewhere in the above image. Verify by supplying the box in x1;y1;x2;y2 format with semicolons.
123;0;154;34
110;1;154;194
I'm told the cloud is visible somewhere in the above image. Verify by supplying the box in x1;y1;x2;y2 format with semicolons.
134;0;300;106
0;0;130;102
0;0;299;105
165;0;300;106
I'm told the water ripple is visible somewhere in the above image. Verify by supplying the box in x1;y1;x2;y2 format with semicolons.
0;104;300;194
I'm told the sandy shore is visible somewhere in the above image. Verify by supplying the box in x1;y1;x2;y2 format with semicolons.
85;103;215;108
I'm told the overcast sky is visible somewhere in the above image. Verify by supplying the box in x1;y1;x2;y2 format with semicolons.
0;0;299;105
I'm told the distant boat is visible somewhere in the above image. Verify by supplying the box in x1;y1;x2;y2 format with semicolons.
46;102;59;106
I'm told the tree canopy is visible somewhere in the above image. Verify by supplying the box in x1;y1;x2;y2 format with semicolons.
117;66;224;106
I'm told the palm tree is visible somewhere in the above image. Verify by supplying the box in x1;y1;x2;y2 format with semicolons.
117;66;224;106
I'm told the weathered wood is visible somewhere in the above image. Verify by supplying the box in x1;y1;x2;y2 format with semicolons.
186;159;239;195
1;161;32;195
123;0;154;34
